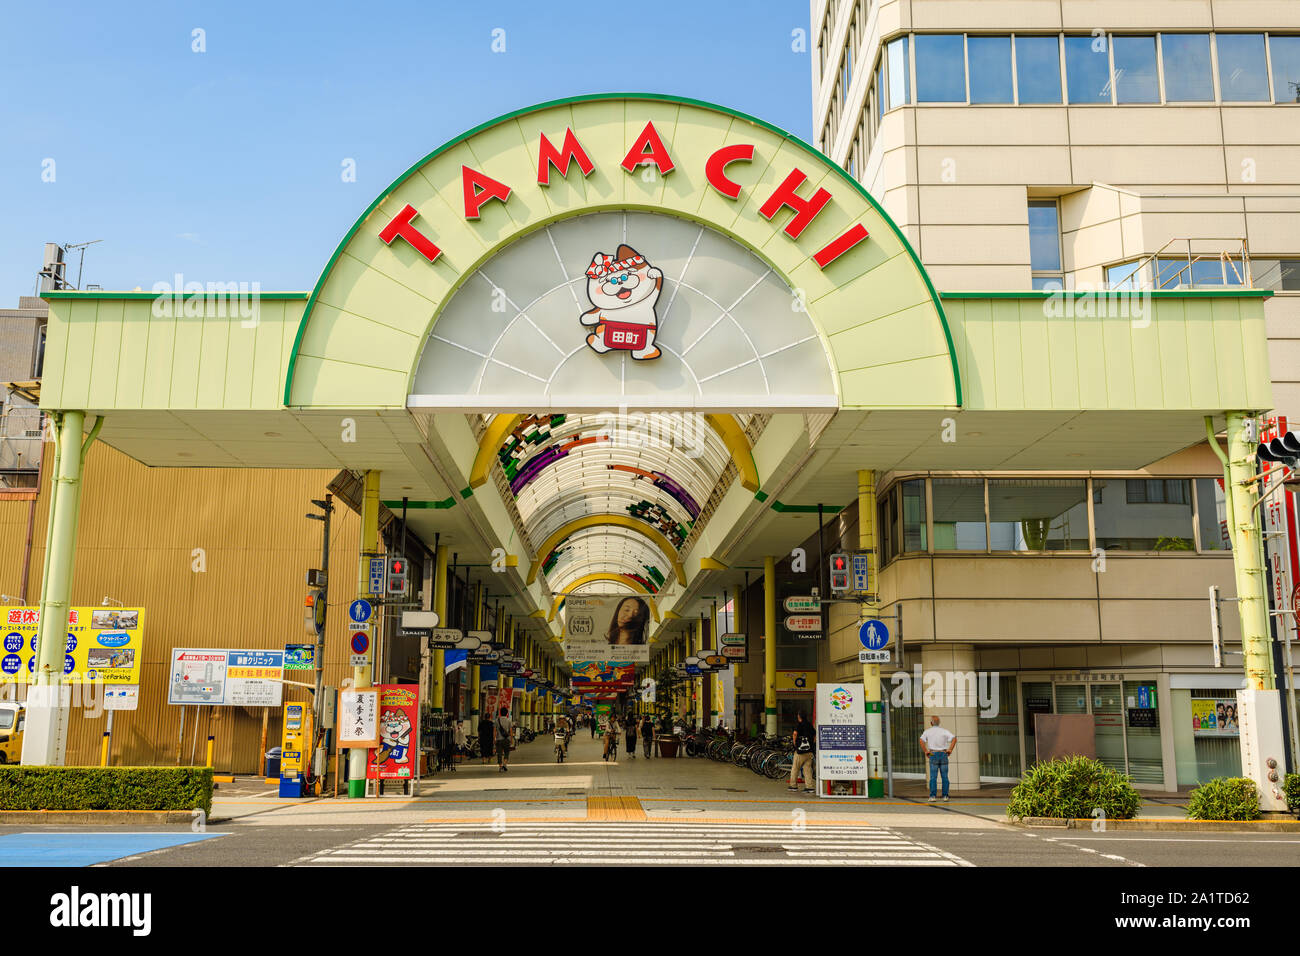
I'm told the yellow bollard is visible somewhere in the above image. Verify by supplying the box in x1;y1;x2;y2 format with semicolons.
206;734;214;768
100;730;110;767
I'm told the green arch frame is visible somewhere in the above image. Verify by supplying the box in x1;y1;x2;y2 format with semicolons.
283;92;962;409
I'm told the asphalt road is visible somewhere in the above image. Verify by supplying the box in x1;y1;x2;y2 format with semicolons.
3;822;1298;867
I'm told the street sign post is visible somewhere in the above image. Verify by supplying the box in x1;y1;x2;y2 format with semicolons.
783;595;821;614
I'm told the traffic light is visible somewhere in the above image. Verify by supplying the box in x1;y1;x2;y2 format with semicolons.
829;552;850;593
386;554;409;596
1258;431;1300;467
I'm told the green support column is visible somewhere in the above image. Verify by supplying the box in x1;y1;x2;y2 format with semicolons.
1226;412;1276;690
764;555;777;735
23;411;99;766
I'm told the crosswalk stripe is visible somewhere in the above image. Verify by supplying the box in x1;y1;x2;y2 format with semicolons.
292;819;972;867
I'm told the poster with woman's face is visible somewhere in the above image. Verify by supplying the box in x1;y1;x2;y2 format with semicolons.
562;594;650;662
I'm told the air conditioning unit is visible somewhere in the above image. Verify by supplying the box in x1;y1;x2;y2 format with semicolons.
22;430;41;438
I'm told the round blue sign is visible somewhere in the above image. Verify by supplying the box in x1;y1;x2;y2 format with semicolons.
65;632;77;653
1;654;21;675
64;654;76;675
348;599;373;624
3;632;21;653
350;632;370;654
858;619;890;650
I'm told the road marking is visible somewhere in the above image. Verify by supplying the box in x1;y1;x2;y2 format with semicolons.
294;821;973;867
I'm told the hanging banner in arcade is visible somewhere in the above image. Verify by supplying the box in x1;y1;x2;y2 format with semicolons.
562;594;650;662
570;660;635;692
368;685;419;780
1;607;145;685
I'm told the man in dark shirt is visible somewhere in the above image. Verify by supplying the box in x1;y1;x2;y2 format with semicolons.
789;712;816;793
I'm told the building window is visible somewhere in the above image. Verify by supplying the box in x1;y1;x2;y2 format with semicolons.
1161;33;1214;101
1028;199;1064;289
885;36;910;109
1271;35;1300;103
1216;34;1271;101
915;34;966;102
1015;35;1063;103
1254;259;1300;291
932;478;987;551
1065;34;1112;104
987;478;1088;551
1094;478;1196;551
968;35;1013;103
1113;35;1160;103
1195;478;1231;551
34;325;46;379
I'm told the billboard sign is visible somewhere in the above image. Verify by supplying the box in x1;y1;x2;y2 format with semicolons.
0;606;145;685
168;648;285;706
562;594;650;663
368;685;420;780
815;682;869;797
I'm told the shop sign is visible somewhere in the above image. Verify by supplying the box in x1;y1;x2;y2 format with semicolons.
776;670;816;693
784;614;821;633
1127;708;1158;728
783;596;820;614
376;121;871;287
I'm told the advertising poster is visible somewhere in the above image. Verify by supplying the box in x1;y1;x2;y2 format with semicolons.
168;648;284;706
1;606;145;685
1191;698;1240;737
815;682;869;798
284;644;316;670
562;594;650;663
570;660;635;691
368;685;419;779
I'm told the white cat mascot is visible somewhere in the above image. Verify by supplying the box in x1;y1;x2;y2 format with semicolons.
579;244;664;361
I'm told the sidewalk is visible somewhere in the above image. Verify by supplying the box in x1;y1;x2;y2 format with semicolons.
207;733;1192;828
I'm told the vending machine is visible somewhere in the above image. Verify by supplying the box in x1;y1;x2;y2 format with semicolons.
280;702;313;798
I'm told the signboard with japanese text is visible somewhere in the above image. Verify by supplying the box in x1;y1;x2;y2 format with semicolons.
368;685;419;780
284;644;316;670
1191;698;1239;737
815;682;869;798
168;648;284;706
562;594;650;663
0;606;145;685
339;689;379;748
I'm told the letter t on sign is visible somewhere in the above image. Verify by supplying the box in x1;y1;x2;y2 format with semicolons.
379;204;442;263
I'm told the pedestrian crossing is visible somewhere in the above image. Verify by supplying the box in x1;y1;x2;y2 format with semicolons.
292;821;972;866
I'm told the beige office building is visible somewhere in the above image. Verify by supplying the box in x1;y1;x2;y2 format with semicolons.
805;0;1300;790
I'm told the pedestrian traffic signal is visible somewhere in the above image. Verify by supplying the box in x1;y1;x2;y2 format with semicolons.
829;552;850;592
387;554;409;596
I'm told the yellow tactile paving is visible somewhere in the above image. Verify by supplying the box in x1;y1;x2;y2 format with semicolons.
585;795;647;821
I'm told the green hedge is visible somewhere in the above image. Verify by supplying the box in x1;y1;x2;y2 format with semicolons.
0;766;213;814
1283;773;1300;817
1186;777;1260;821
1006;755;1141;820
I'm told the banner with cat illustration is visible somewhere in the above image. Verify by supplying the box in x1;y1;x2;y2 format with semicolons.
367;684;420;780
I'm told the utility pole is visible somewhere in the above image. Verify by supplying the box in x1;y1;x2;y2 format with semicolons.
306;494;333;789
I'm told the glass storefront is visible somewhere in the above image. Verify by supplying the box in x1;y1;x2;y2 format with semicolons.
977;676;1020;778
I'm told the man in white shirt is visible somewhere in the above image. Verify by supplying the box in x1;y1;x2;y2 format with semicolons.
919;716;956;803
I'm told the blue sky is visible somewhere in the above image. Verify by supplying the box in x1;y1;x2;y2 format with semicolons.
0;1;813;303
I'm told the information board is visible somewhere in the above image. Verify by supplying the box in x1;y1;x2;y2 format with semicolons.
0;606;145;685
168;648;284;706
815;682;869;798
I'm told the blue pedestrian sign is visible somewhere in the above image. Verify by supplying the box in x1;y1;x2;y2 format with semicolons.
858;619;890;650
348;599;373;624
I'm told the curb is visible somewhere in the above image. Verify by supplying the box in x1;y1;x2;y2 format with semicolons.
0;810;204;825
1016;816;1300;832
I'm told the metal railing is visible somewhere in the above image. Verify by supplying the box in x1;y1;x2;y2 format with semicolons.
1108;238;1253;291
